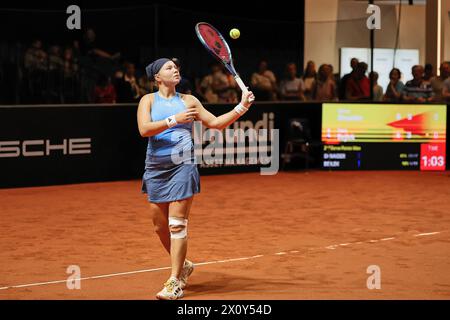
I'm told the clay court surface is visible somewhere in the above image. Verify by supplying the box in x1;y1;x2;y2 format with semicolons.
1;171;450;300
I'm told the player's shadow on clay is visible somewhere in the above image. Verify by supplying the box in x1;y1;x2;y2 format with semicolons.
185;271;290;297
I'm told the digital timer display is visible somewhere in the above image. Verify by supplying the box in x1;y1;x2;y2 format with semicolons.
322;104;447;171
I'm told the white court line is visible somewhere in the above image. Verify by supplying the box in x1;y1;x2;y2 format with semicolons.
0;255;266;291
0;231;443;291
414;232;441;237
0;265;171;291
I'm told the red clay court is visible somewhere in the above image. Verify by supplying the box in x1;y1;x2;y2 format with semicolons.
1;170;450;300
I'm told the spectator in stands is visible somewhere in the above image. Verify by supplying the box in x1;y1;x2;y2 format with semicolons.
93;74;116;103
345;62;370;101
279;62;305;101
79;28;120;61
172;57;192;94
422;63;434;86
383;68;404;102
302;60;316;100
24;39;47;71
431;61;449;102
199;63;231;103
46;45;64;103
138;74;154;97
48;45;64;71
250;60;278;101
62;47;79;103
369;71;383;101
403;65;434;103
339;57;358;100
312;64;337;101
115;62;140;102
23;39;47;103
443;66;450;102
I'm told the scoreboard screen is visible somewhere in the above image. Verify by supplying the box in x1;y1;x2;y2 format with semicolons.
321;103;447;170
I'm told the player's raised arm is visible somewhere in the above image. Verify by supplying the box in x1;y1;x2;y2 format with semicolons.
187;91;255;130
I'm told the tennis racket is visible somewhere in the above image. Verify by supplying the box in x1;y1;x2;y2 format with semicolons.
195;22;254;101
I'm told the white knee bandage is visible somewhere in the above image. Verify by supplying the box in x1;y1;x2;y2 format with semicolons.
168;217;188;239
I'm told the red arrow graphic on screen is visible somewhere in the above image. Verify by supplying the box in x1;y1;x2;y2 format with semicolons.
387;112;428;136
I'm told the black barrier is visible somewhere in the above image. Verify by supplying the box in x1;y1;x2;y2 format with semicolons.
0;103;448;189
0;103;322;188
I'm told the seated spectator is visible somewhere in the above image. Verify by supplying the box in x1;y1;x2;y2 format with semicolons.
24;39;47;71
422;63;434;86
138;74;154;97
251;60;278;101
430;61;449;102
312;64;337;101
403;65;434;103
46;45;65;103
199;63;231;103
302;60;316;100
172;57;192;94
369;71;383;101
93;74;116;103
345;62;370;101
115;62;140;102
339;57;358;100
279;62;305;101
23;39;48;103
62;47;79;103
383;68;404;102
443;72;450;102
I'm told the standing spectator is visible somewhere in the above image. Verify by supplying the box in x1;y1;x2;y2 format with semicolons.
345;62;370;101
279;62;305;101
79;28;121;61
93;74;116;103
302;60;316;100
430;62;449;102
403;65;434;103
78;28;120;102
250;60;277;101
383;68;404;102
115;62;140;102
369;71;383;101
339;57;358;100
312;64;337;101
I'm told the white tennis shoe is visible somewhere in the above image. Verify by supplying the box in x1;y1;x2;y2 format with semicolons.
179;259;194;289
156;277;184;300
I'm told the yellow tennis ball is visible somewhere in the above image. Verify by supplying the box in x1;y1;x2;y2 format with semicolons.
230;28;240;39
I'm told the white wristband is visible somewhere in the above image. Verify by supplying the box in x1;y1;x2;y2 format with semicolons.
165;115;178;128
234;103;248;115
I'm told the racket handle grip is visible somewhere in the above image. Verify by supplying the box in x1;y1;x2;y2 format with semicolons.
234;76;248;93
234;76;254;102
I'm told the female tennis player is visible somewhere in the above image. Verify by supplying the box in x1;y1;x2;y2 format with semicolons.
137;58;255;300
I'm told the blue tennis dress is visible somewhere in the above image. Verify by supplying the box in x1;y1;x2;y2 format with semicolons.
141;92;200;203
